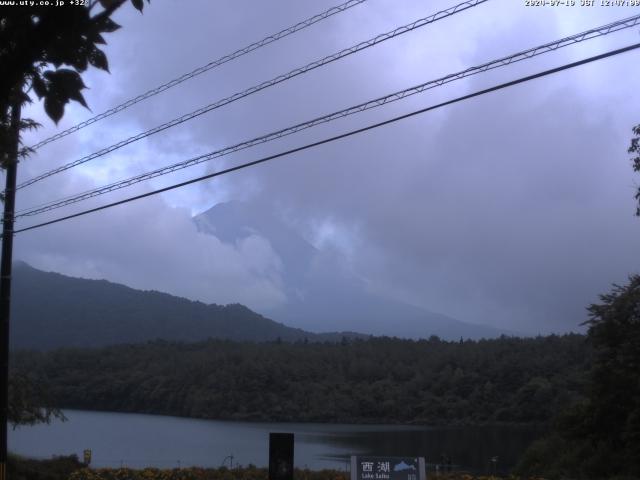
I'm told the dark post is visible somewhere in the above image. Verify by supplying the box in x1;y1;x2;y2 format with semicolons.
269;432;294;480
0;100;21;480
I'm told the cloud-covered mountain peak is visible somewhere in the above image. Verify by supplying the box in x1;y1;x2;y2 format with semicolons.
193;201;508;339
195;201;317;288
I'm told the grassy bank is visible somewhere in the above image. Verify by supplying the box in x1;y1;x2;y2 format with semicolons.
8;456;548;480
69;468;547;480
8;454;85;480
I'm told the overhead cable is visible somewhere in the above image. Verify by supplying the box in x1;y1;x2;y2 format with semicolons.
15;13;640;218
16;0;488;191
27;0;368;151
12;41;640;235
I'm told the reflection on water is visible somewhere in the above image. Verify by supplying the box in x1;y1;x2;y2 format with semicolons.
9;410;542;474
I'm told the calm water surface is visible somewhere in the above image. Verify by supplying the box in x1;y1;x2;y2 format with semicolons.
9;410;542;473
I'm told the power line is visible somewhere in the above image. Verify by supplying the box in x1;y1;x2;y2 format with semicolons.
26;0;368;151
15;13;640;219
16;0;488;191
12;41;640;236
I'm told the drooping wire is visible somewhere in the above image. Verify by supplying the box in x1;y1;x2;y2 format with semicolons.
15;13;640;219
12;41;640;235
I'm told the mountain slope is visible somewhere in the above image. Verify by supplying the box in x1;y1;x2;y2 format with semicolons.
195;201;507;339
10;262;349;350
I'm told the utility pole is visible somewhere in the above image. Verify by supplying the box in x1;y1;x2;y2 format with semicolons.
0;99;21;480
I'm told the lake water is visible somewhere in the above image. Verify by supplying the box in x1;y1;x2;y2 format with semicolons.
9;410;542;474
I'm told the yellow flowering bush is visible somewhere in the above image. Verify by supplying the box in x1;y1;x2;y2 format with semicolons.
69;467;548;480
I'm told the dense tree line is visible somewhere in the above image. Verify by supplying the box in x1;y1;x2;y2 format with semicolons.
12;334;588;426
516;276;640;479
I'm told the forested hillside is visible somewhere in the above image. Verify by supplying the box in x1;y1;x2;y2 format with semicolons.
11;262;361;349
13;334;589;425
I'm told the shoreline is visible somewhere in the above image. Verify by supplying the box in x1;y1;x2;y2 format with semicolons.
9;455;538;480
49;407;549;429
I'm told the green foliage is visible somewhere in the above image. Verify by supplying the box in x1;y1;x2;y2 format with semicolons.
69;466;347;480
1;0;150;429
12;334;589;426
55;465;543;480
4;455;550;480
8;454;84;480
0;0;149;118
8;372;65;428
516;276;640;479
580;275;640;477
630;124;640;216
0;0;149;168
4;457;547;480
41;69;89;123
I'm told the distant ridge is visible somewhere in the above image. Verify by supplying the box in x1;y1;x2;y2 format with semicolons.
10;262;364;351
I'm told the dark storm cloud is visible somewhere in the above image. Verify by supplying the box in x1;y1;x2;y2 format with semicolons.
228;81;640;333
11;0;640;333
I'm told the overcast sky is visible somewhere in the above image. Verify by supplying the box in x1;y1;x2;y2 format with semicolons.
11;0;640;334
